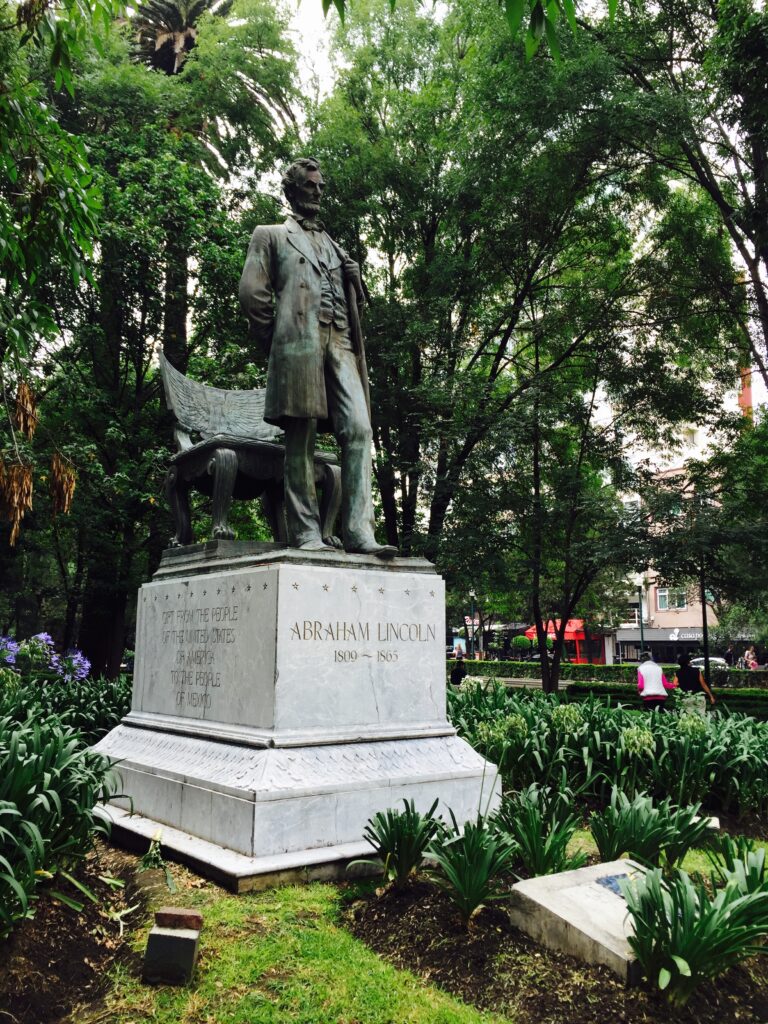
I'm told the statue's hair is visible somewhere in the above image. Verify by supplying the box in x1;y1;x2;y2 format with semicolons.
282;157;322;198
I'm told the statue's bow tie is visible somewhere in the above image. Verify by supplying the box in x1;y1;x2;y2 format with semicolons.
301;220;324;232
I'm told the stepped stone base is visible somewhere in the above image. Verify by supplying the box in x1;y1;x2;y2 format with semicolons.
94;544;500;880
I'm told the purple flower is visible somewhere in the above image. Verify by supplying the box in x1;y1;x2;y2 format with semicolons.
58;649;91;683
0;637;20;666
32;632;55;647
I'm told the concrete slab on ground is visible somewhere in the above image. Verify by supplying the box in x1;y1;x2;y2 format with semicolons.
508;859;643;984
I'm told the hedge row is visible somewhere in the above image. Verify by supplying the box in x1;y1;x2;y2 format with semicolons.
449;659;768;689
560;681;768;720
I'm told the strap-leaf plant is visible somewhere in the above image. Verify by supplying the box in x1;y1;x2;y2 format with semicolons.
350;798;443;889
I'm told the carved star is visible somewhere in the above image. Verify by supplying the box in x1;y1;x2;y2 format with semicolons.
378;587;384;595
177;593;181;599
263;582;268;590
404;589;410;595
217;588;221;596
165;594;169;600
352;585;358;593
246;584;251;592
323;584;329;592
430;590;435;597
232;586;236;593
202;590;207;596
292;582;299;590
153;595;157;601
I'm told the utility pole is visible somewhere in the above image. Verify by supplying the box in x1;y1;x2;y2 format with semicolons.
638;583;645;654
469;589;476;659
700;560;711;690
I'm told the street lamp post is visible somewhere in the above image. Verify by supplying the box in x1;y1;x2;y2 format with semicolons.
700;560;711;690
631;573;646;660
638;585;645;654
469;589;476;660
694;493;712;690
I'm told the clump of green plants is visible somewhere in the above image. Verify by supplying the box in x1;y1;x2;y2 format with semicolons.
351;799;442;889
450;688;768;818
622;867;768;1007
662;804;718;868
707;834;766;894
0;710;120;938
428;814;517;928
494;783;586;877
590;789;669;864
447;679;511;737
589;789;715;868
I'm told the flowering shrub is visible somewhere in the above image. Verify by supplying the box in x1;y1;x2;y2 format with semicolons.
621;724;655;755
475;713;529;749
1;633;90;685
678;712;709;739
550;703;583;733
0;634;126;745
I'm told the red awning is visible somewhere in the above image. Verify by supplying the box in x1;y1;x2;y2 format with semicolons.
524;619;586;642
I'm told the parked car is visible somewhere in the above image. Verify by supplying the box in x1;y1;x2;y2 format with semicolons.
690;657;728;670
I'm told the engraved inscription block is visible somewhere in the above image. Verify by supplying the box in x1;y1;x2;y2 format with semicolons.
131;569;278;733
127;555;448;746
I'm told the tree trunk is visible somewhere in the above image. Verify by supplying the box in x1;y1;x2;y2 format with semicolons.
163;243;189;372
78;522;135;679
62;527;86;652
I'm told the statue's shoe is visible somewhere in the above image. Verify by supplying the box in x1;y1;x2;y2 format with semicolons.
296;540;328;551
346;543;399;560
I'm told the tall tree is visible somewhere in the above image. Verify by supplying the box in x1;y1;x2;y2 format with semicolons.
2;8;297;674
309;0;742;557
594;0;768;388
306;0;745;686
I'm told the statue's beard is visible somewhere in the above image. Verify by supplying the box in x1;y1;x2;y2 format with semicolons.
291;195;321;220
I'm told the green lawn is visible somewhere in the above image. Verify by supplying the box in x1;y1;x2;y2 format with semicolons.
102;878;511;1024
97;832;768;1023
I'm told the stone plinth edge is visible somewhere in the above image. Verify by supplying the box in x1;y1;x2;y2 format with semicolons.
97;805;380;893
155;540;436;580
95;728;500;858
119;711;456;749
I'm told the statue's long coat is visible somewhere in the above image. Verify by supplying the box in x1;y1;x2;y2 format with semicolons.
239;217;368;429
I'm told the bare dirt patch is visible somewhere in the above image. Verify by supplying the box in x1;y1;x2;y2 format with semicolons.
0;842;145;1024
343;878;768;1024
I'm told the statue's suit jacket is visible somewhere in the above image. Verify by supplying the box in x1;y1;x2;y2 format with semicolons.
239;216;368;429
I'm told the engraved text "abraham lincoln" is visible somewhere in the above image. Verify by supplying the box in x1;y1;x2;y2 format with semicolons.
289;621;436;642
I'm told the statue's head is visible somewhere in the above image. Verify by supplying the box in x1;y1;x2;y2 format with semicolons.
282;157;324;219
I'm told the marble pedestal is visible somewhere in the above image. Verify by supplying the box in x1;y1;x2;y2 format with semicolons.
95;542;499;887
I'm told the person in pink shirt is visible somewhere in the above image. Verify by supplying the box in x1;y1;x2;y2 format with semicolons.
637;651;676;711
